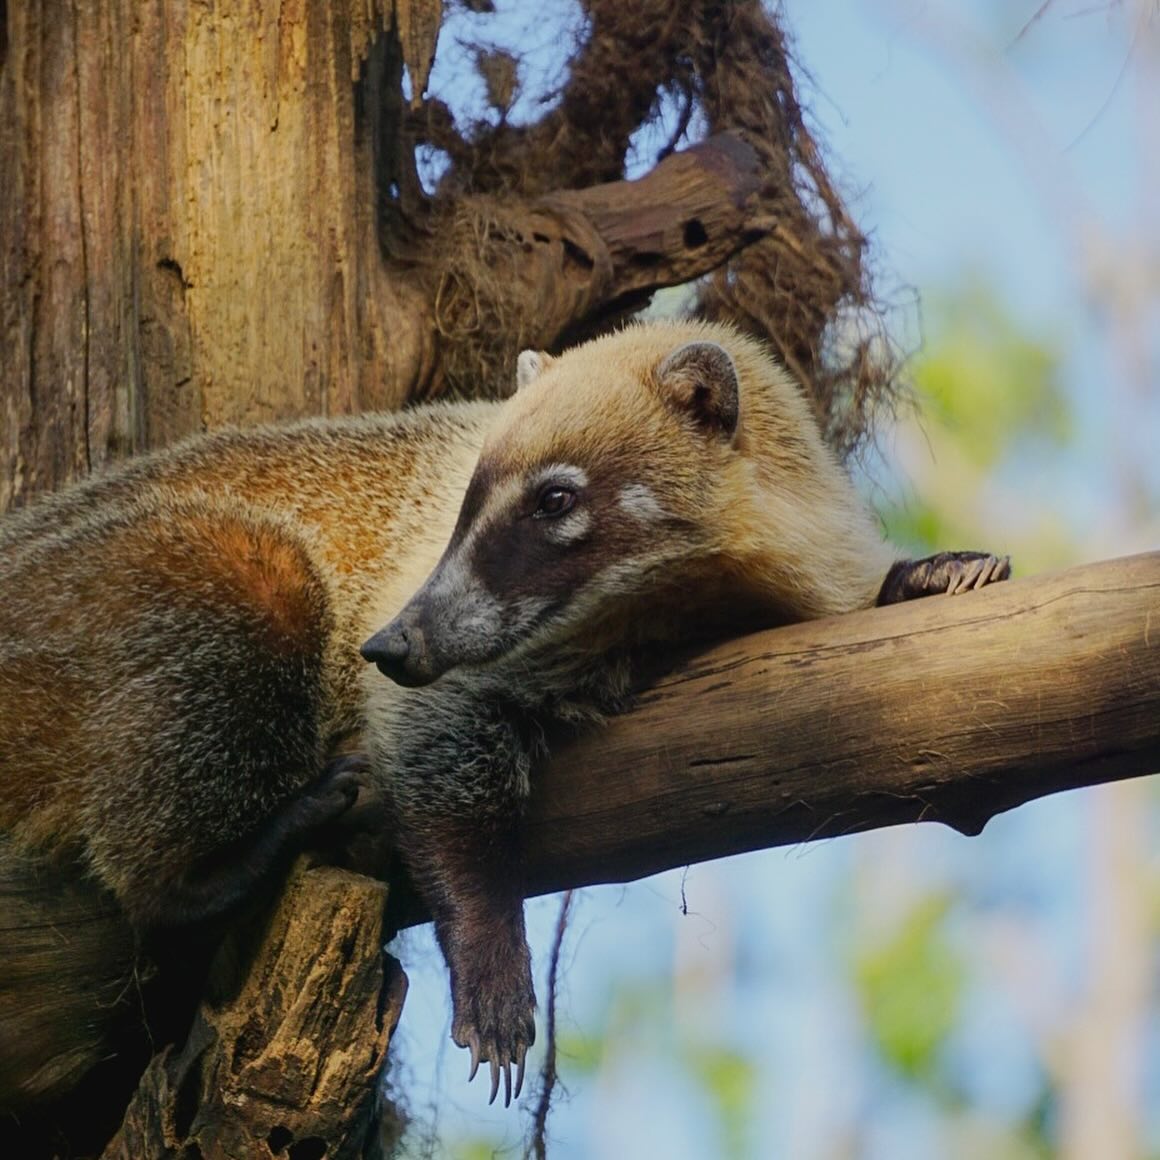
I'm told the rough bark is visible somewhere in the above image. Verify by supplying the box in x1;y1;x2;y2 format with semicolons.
102;863;404;1160
541;133;770;337
0;0;769;508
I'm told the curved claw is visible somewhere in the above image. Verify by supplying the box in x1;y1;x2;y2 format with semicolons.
879;551;1012;606
948;553;1010;595
450;956;537;1106
513;1044;527;1102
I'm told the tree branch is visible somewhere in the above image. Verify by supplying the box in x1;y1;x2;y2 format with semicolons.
101;865;405;1160
23;553;1158;1157
423;132;770;396
541;131;769;303
522;551;1160;895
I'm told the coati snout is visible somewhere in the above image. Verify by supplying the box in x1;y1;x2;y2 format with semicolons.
361;599;482;688
361;551;518;686
361;617;426;686
360;592;490;688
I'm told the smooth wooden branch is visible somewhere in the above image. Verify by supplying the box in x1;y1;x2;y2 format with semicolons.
523;551;1160;895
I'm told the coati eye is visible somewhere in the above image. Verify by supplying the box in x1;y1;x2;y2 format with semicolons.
533;486;576;518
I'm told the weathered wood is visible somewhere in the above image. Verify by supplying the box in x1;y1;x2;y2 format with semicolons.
101;862;404;1160
495;132;769;347
547;133;769;304
422;130;769;399
0;0;771;509
0;0;408;501
522;552;1160;895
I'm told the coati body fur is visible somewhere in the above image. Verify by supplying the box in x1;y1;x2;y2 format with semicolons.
0;320;1009;1112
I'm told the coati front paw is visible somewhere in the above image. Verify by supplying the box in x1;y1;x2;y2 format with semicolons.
256;754;367;856
302;752;367;815
877;551;1011;605
451;962;537;1107
240;754;365;861
141;756;367;928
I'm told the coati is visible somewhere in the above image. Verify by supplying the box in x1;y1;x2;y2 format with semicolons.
0;320;1009;1113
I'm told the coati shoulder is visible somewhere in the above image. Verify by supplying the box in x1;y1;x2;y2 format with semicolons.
0;320;1009;1118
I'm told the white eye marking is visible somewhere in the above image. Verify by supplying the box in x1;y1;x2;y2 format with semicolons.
617;484;666;523
535;463;589;491
543;508;592;545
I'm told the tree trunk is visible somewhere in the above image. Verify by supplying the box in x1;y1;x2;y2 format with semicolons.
1;0;418;496
103;864;405;1160
0;0;770;508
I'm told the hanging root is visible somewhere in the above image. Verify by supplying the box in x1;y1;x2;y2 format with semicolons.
528;890;575;1159
406;0;904;456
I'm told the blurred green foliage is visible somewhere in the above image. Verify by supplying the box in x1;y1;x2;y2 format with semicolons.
853;893;964;1089
682;1046;757;1160
555;976;756;1159
915;281;1071;469
879;279;1075;570
448;1140;505;1160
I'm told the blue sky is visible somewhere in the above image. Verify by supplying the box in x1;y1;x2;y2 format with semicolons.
397;3;1159;1155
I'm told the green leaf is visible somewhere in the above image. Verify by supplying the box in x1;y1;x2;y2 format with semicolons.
914;280;1071;469
556;1029;605;1076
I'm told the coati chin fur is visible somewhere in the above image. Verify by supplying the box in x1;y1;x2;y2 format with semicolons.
0;320;1009;1114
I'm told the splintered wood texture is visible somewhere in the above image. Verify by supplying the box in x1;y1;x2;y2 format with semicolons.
525;553;1160;895
102;864;403;1160
0;0;413;508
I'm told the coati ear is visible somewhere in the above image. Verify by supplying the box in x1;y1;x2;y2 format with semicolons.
655;341;740;440
516;349;556;391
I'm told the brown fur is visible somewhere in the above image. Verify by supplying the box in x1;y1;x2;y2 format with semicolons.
1;321;1007;1120
361;321;1007;1099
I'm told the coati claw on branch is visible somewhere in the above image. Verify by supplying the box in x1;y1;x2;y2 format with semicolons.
877;551;1013;605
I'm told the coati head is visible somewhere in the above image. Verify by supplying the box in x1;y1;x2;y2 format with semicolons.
361;321;881;687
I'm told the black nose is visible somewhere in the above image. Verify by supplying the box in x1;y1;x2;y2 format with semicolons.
360;623;412;682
